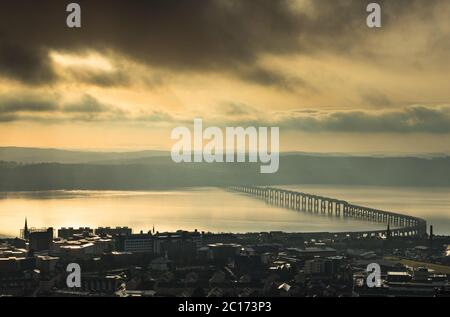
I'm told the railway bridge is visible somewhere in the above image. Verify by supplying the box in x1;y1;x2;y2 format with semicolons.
227;186;427;238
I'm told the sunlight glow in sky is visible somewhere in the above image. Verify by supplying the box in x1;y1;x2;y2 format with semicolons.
0;0;449;154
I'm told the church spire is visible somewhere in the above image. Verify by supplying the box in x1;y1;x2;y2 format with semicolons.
23;217;30;240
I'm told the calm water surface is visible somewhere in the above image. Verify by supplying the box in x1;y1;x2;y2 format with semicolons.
0;185;449;237
283;185;450;235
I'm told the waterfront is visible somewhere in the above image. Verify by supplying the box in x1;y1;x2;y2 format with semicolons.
1;185;449;237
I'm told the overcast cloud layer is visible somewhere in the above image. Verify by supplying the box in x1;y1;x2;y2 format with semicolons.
0;0;449;152
0;0;448;86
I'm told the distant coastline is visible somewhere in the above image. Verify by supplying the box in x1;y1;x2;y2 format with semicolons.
2;157;450;191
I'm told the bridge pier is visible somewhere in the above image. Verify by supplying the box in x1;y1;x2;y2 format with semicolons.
227;186;426;239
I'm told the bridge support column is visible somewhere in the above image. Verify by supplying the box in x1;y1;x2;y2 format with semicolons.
314;197;319;213
226;186;425;240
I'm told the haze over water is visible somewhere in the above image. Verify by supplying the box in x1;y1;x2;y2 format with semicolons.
0;185;448;237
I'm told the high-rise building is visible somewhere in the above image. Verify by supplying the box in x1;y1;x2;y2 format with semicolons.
95;227;132;237
116;233;154;253
58;227;93;239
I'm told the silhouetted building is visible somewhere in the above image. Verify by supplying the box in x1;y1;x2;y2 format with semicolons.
29;228;53;252
116;233;154;253
208;243;241;263
95;227;132;237
20;218;30;240
155;230;202;260
58;227;93;239
202;233;238;245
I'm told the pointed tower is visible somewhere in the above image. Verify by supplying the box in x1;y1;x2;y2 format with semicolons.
23;217;30;240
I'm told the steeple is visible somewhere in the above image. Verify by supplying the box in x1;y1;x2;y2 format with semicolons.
23;217;30;240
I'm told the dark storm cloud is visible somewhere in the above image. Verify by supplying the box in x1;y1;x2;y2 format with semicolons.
240;67;313;91
276;105;450;134
0;114;18;122
63;95;110;113
0;93;125;122
0;41;56;85
0;95;58;113
61;94;127;122
0;0;446;87
67;69;130;87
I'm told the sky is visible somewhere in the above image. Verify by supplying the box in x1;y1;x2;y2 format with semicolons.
0;0;449;154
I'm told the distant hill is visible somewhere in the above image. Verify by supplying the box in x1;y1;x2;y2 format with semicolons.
0;147;168;164
0;153;449;190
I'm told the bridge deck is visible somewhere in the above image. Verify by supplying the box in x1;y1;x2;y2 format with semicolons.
227;186;427;238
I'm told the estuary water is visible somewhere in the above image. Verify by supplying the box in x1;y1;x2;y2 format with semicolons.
0;185;449;237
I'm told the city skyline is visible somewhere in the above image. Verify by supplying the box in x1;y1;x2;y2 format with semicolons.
0;0;449;300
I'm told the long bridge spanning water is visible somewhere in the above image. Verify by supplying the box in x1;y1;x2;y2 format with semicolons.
227;186;427;238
